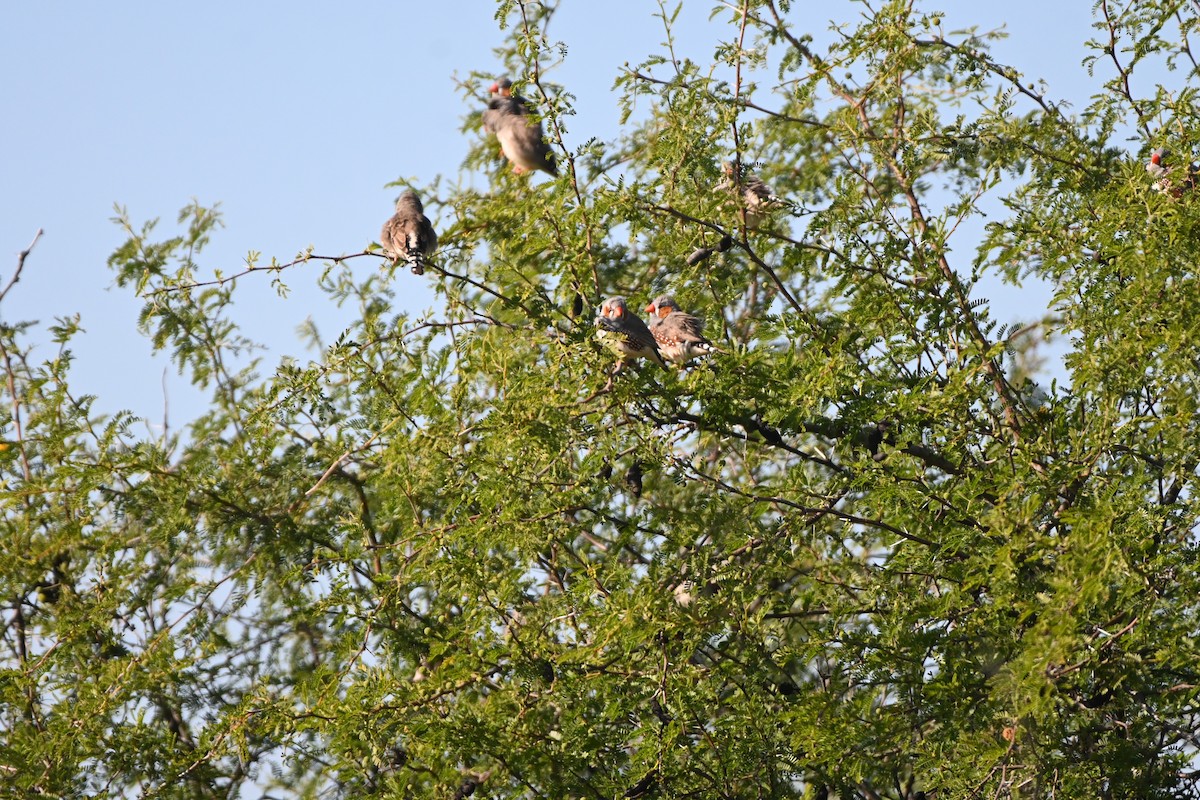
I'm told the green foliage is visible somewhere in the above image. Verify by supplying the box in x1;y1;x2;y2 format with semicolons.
4;1;1200;798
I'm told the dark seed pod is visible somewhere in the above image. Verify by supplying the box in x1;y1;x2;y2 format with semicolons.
686;246;715;266
857;421;893;460
625;461;643;498
861;425;883;457
717;233;735;252
754;419;783;445
625;770;659;798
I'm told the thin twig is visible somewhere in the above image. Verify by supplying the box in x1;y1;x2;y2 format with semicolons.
143;250;378;297
305;415;403;497
0;228;43;307
1101;0;1154;140
161;367;170;445
0;229;43;482
626;69;825;127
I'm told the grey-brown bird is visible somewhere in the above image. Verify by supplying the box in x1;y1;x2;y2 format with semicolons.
645;295;716;364
482;77;558;177
719;161;787;228
481;78;519;134
380;190;437;275
595;296;666;368
1147;148;1197;196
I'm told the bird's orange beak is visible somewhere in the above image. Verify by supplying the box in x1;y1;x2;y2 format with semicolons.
489;82;499;93
644;302;655;314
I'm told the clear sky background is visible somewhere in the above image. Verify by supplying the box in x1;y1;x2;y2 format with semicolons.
0;2;1129;436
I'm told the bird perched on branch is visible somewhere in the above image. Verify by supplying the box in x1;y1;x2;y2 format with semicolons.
644;295;717;364
481;78;521;133
380;190;437;275
1146;147;1197;197
718;160;788;228
595;296;666;368
482;77;558;177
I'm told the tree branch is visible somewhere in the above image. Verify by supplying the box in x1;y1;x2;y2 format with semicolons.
0;228;43;307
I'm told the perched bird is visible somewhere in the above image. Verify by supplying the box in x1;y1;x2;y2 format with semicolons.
380;190;437;275
595;296;666;368
482;77;558;177
1147;147;1197;196
481;78;520;133
718;160;787;228
644;295;717;364
493;77;532;109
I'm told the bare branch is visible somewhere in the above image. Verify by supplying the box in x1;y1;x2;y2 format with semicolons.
0;228;43;307
0;229;43;482
304;414;404;498
142;250;379;297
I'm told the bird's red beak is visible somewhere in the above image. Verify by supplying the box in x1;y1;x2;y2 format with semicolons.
644;302;655;314
489;82;499;93
1151;152;1163;165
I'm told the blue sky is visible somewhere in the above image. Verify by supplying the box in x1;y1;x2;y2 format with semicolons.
1;2;1107;434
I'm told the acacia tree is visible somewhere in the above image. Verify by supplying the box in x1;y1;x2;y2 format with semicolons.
4;1;1200;797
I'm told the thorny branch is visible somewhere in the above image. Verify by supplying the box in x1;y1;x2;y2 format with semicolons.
516;0;602;299
1101;0;1154;140
626;69;825;128
142;250;377;297
768;1;1028;444
0;228;43;307
0;228;43;483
